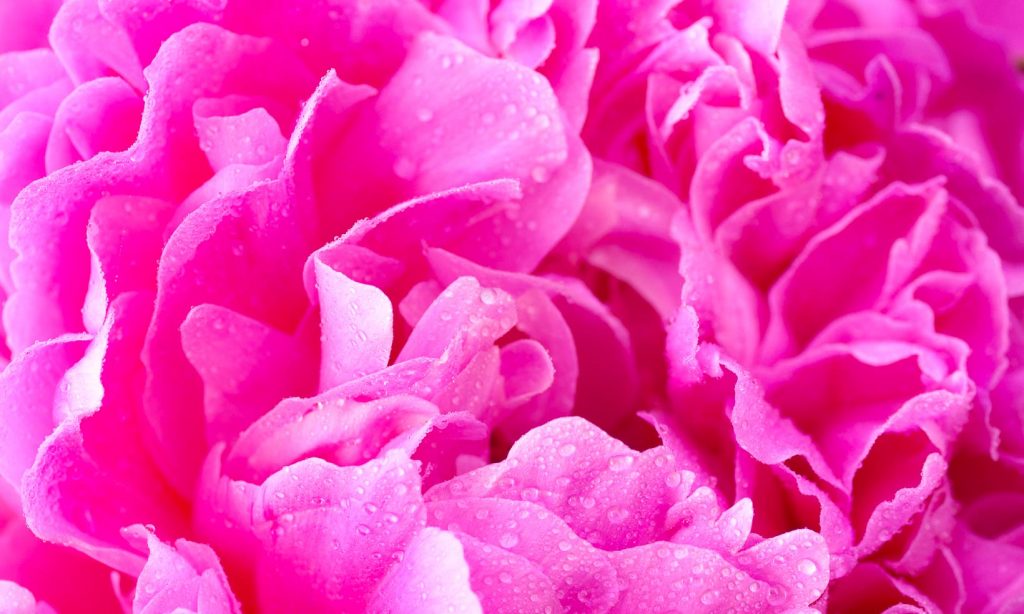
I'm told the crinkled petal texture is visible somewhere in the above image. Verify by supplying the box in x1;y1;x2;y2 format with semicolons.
0;0;1022;611
427;417;830;613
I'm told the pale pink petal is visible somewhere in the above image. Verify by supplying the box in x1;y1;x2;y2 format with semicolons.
195;447;437;611
192;100;287;172
23;294;188;575
369;528;482;614
427;497;620;612
181;304;317;444
48;0;144;88
83;195;176;333
125;526;241;614
610;529;828;612
313;256;394;391
456;532;561;612
0;335;89;494
0;0;61;53
44;76;142;173
712;0;790;56
0;581;55;614
7;23;315;352
429;417;694;550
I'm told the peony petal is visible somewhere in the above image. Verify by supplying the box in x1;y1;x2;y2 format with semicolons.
7;23;315;352
313;256;394;391
611;530;829;613
254;454;424;613
181;304;317;444
125;526;241;614
369;528;482;614
0;335;89;494
427;497;620;611
712;0;789;56
0;581;55;614
23;294;188;575
44;76;142;173
429;417;695;550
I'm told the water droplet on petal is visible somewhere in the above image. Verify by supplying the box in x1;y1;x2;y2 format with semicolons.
530;166;550;183
394;157;416;179
499;533;520;548
608;454;634;472
798;559;818;576
607;507;630;524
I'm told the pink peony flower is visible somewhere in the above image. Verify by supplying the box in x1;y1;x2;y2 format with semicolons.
0;0;1022;612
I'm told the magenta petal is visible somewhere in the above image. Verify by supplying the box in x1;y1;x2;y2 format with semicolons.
368;32;590;271
83;195;175;333
22;294;187;575
126;526;241;614
0;335;88;493
456;532;561;612
429;417;693;550
398;276;515;363
192;101;287;172
145;178;309;494
229;395;440;482
0;581;55;614
313;255;394;390
44;76;142;173
252;454;425;613
712;0;789;55
427;497;620;611
48;0;143;88
369;528;482;613
181;304;317;444
611;530;828;612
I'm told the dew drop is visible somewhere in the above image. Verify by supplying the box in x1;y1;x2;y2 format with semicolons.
606;507;630;524
393;157;416;179
798;559;818;576
608;454;634;472
499;533;520;548
558;443;577;457
766;585;788;606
